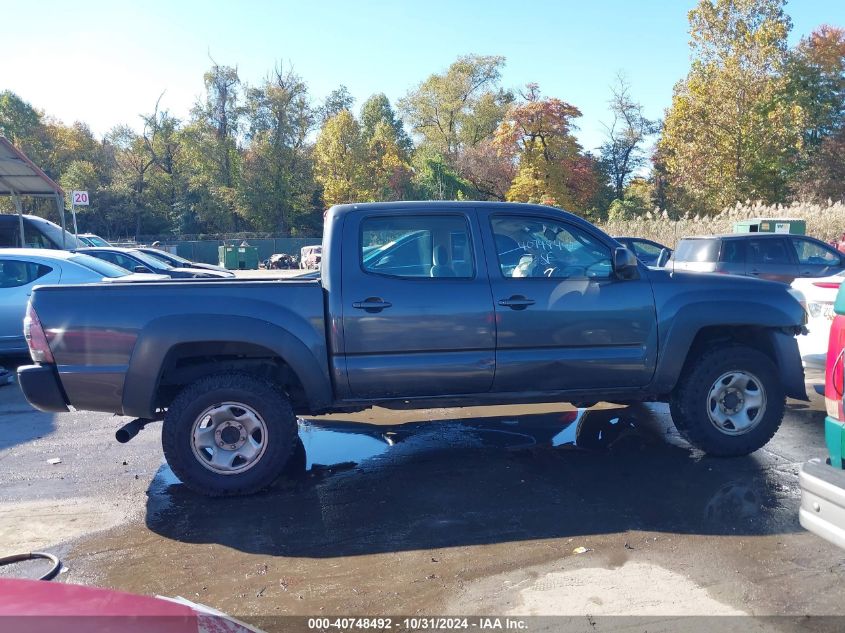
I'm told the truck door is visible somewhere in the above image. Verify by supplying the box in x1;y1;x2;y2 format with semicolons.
480;210;658;392
340;209;495;399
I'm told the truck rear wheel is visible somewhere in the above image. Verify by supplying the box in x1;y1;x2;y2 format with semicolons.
669;346;784;456
162;373;298;496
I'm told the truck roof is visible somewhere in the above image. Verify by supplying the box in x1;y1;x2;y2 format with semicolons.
328;200;582;219
325;202;603;251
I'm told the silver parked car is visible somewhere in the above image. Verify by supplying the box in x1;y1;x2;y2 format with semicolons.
670;233;845;284
0;249;166;354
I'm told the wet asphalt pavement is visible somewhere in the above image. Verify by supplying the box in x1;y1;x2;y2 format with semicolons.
2;360;845;628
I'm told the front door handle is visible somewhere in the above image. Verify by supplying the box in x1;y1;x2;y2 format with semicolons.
498;295;535;310
352;297;392;313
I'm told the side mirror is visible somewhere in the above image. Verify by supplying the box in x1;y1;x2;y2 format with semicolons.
656;248;671;268
612;247;639;279
134;266;151;274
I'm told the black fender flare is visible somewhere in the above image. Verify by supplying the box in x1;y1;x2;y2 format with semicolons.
121;314;333;417
651;299;807;401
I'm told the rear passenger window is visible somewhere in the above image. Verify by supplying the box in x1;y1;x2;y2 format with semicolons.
747;239;791;265
0;261;52;288
720;241;745;263
361;215;473;279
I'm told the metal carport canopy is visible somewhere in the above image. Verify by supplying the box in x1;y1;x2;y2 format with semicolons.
0;135;67;248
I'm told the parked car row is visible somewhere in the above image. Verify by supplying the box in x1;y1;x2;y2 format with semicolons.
1;220;239;354
0;249;168;354
135;248;233;275
75;247;234;279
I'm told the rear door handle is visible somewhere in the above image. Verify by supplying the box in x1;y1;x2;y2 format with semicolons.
352;297;392;312
498;295;535;310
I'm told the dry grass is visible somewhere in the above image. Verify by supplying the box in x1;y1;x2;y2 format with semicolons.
599;200;845;247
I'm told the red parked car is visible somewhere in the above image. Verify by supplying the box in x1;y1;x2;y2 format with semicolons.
0;578;259;633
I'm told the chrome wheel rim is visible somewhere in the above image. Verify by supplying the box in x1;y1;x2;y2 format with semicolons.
190;402;268;474
706;370;766;436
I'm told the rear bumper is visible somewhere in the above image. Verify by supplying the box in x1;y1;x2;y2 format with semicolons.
17;364;69;413
800;458;845;550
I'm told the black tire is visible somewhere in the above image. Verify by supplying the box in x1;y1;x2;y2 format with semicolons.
669;346;784;456
162;373;298;496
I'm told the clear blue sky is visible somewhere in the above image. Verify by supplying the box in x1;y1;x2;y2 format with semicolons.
5;0;842;152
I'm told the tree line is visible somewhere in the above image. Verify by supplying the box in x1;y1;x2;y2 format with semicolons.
0;0;842;239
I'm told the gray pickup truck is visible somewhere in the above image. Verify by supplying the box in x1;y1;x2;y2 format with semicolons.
18;202;808;496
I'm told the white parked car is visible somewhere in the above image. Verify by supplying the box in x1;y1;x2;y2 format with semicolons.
0;249;166;355
791;271;844;369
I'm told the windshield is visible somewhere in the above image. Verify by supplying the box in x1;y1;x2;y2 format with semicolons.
31;217;83;249
68;254;131;278
84;235;111;247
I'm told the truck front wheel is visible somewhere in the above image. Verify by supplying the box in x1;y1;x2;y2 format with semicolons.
669;346;784;456
162;373;298;496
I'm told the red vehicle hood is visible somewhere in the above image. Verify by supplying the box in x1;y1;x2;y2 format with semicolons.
0;578;258;633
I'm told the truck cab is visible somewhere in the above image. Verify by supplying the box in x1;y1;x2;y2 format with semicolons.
326;203;655;400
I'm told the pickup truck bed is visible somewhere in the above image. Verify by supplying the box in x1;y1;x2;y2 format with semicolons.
27;278;328;416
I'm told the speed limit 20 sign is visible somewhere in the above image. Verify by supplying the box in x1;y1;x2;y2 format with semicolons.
72;190;89;206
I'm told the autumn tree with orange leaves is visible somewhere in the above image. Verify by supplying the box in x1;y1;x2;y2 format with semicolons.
494;84;605;213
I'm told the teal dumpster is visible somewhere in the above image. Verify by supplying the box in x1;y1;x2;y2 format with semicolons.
219;245;239;269
237;241;259;270
733;218;806;235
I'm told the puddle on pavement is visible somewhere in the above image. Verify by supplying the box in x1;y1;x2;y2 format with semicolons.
143;403;802;551
152;404;678;493
147;406;658;510
299;423;391;469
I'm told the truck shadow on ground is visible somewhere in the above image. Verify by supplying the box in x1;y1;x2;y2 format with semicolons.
144;404;811;557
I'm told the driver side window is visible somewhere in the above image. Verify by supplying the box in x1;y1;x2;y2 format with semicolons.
791;238;840;266
490;216;612;279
